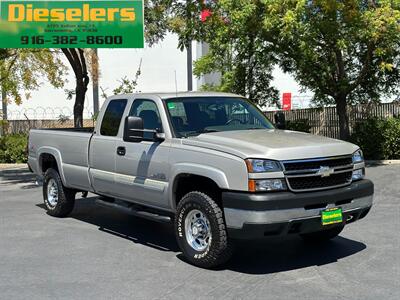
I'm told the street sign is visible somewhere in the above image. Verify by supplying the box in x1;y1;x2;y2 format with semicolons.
282;93;292;111
0;0;144;48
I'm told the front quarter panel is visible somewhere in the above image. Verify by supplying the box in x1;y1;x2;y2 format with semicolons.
169;140;248;209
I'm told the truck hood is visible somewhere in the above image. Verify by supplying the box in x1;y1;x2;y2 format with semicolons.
182;129;358;160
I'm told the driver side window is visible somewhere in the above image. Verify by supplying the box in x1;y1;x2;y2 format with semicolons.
129;99;163;140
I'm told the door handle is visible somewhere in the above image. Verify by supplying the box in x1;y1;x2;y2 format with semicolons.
117;146;126;156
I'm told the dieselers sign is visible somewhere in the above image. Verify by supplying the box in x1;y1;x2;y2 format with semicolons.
0;0;144;48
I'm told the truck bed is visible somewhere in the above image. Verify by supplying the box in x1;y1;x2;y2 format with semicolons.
29;128;94;191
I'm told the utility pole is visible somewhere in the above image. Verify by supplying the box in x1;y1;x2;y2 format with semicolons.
186;0;193;91
187;43;193;91
1;85;7;136
92;49;99;115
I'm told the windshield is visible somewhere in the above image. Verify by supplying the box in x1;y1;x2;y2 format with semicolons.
165;97;275;138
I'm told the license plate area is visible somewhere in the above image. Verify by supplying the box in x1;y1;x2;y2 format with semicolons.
321;207;343;226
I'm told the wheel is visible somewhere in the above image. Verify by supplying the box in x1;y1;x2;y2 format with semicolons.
175;191;233;268
301;225;344;243
43;168;75;218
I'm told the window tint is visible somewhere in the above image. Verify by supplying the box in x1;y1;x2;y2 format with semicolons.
129;99;163;140
165;97;274;137
100;99;127;136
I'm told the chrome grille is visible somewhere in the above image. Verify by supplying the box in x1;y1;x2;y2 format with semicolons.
282;156;353;192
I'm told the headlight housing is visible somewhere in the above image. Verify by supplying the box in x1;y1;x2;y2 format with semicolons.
352;149;364;164
249;179;287;192
352;168;365;181
245;159;282;173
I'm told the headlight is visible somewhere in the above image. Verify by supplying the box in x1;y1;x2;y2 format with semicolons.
352;150;364;164
246;159;282;173
352;168;365;181
249;179;287;192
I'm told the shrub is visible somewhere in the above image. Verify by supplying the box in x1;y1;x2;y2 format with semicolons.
286;119;311;133
351;117;400;160
0;134;28;163
382;118;400;159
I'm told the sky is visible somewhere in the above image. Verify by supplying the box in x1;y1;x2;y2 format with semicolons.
7;33;309;120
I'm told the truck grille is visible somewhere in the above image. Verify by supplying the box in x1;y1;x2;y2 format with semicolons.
282;156;353;192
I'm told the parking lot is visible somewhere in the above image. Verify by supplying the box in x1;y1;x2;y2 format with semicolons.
0;165;399;299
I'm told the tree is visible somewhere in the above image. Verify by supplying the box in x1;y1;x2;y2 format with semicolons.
100;59;142;101
0;49;66;105
263;0;400;140
146;0;278;106
191;1;278;106
61;49;91;128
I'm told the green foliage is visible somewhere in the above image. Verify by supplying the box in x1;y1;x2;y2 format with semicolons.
192;1;279;106
100;60;142;100
350;117;400;160
382;118;400;159
148;0;400;140
0;49;67;105
286;119;311;133
263;0;400;104
0;134;28;163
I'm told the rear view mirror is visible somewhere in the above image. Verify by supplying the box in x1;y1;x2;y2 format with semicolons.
124;116;144;143
274;112;286;130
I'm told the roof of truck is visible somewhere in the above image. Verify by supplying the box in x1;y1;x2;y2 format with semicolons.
112;91;243;100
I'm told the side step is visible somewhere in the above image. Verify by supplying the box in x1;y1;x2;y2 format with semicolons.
95;197;172;223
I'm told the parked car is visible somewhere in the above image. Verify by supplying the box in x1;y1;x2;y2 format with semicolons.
28;92;374;268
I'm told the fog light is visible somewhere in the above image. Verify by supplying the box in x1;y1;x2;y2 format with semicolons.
352;168;365;181
249;179;287;192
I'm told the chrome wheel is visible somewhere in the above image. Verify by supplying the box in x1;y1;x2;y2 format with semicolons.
47;178;59;207
185;209;211;251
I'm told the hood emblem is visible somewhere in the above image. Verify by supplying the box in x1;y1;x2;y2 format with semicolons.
317;166;334;177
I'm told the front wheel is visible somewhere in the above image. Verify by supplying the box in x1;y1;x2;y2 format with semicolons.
175;191;233;268
43;168;76;218
300;225;344;243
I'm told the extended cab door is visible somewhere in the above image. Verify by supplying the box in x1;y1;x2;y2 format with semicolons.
114;97;171;209
89;99;128;195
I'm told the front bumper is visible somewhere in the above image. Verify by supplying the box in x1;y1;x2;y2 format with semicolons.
222;179;374;239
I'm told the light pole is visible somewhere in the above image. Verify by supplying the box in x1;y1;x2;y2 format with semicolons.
92;49;99;115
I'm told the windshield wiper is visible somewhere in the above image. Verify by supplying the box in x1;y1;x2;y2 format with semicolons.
197;129;220;134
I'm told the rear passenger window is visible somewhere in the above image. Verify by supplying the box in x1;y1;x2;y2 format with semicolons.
100;99;127;136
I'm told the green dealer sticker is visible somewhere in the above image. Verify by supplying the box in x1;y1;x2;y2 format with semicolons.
167;102;176;110
321;207;343;226
0;0;144;48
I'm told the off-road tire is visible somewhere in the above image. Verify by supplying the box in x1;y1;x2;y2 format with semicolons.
175;191;233;269
301;225;344;242
43;168;75;217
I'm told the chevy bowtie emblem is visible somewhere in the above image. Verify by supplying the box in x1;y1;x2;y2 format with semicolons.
317;166;334;177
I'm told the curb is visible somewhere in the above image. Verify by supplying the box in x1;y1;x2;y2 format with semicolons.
0;164;28;171
366;160;400;166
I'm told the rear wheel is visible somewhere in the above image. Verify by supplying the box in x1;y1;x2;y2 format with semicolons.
301;225;344;242
43;168;75;217
175;191;233;269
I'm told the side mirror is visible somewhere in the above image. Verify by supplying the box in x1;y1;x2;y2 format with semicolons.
123;116;165;143
124;116;144;143
274;112;286;130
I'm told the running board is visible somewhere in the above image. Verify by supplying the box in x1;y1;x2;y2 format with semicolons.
95;198;172;223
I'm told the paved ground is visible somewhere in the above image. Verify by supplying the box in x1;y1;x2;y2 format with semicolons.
0;166;399;300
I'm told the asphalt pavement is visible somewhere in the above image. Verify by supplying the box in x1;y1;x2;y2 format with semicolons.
0;165;399;299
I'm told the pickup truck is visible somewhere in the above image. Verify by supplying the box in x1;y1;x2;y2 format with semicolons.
28;92;374;268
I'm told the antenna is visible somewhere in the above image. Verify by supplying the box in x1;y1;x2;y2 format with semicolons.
174;70;178;97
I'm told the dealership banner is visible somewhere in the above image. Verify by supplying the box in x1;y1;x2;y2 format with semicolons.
0;0;144;48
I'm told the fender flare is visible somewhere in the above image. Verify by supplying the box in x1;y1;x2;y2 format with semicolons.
37;147;67;185
169;163;229;209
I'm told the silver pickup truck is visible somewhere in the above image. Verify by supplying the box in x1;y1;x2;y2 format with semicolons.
28;92;374;268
